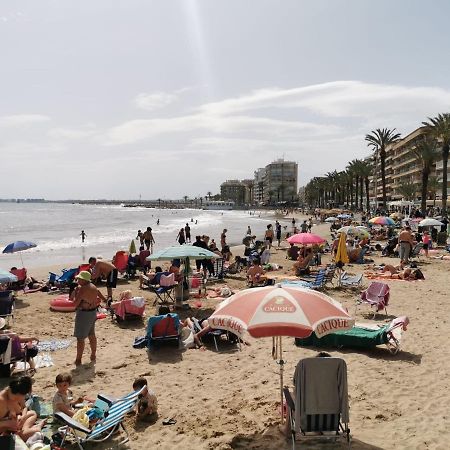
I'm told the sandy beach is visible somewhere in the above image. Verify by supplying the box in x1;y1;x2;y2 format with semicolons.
2;218;449;450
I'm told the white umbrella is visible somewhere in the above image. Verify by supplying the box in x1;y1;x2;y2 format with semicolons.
325;217;338;222
419;218;443;227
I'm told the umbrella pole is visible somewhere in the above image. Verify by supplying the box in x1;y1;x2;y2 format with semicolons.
279;336;285;424
19;251;24;268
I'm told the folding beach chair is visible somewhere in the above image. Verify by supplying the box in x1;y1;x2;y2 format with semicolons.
191;317;240;352
55;387;144;449
356;281;390;318
113;251;129;274
49;268;78;292
293;270;327;290
340;271;363;287
10;268;27;290
146;313;181;348
410;242;424;260
151;273;177;306
0;291;15;324
284;357;351;449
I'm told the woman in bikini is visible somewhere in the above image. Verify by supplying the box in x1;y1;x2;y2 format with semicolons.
0;376;46;442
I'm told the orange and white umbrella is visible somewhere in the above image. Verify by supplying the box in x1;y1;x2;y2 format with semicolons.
209;285;353;340
209;285;354;423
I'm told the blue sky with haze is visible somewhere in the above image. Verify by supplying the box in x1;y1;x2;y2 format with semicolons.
1;0;450;200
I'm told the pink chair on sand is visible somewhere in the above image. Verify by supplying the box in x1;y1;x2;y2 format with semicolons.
357;281;390;318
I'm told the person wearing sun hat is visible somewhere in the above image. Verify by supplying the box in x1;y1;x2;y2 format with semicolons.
71;271;106;366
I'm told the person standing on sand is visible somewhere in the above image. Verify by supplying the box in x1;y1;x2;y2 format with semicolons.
143;227;155;251
80;230;87;243
71;271;106;366
185;223;191;243
275;221;282;247
88;257;118;301
220;229;227;251
246;226;252;236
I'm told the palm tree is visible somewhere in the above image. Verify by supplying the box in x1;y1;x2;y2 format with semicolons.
357;160;373;212
206;191;212;200
427;176;441;207
422;113;450;213
183;195;188;204
412;137;439;215
365;128;401;209
397;180;417;202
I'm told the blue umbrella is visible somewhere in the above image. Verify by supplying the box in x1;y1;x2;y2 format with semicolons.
2;241;37;266
0;269;18;284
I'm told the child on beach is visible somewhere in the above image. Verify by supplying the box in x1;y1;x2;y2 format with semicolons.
132;377;158;421
53;373;85;417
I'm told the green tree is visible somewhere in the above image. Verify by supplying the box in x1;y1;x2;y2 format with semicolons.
365;128;401;209
422;113;450;213
397;180;417;202
357;160;373;212
412;137;439;215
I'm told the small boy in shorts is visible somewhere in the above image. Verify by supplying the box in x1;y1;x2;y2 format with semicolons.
132;377;158;421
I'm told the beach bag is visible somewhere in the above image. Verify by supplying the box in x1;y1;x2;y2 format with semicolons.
72;406;90;436
180;327;195;349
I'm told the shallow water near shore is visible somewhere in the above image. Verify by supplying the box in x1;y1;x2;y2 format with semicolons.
0;203;285;269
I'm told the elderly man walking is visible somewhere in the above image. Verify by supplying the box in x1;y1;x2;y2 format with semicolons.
398;226;414;267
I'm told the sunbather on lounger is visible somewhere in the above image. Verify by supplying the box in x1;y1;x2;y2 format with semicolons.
139;267;163;289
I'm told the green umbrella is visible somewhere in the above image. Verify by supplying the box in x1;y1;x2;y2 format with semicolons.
129;239;137;254
146;245;221;261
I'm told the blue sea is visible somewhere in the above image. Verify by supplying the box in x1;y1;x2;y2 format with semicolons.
0;203;284;269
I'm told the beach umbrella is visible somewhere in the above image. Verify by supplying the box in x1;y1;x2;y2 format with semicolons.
337;214;352;219
337;226;370;239
0;269;18;284
129;239;137;254
325;217;338;222
146;245;221;261
418;218;443;227
2;241;37;266
209;285;354;423
286;233;326;246
390;212;403;220
369;216;395;226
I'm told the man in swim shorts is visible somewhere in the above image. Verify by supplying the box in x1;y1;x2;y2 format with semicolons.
71;271;106;366
89;257;118;301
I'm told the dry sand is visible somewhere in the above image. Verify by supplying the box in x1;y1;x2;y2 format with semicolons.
2;220;449;450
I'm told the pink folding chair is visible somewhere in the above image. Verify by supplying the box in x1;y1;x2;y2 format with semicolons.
357;281;390;318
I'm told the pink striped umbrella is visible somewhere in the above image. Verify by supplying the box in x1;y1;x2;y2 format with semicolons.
209;285;354;422
286;233;326;245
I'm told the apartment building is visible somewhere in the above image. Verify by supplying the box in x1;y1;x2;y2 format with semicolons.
253;168;266;205
262;158;298;204
220;180;246;205
369;126;450;204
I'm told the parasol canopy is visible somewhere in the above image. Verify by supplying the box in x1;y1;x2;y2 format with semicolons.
418;218;443;227
286;233;326;246
369;216;395;226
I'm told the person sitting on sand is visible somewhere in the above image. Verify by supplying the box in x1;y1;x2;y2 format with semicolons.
293;248;314;276
287;244;300;260
133;377;158;422
0;376;46;442
53;372;88;418
247;259;266;286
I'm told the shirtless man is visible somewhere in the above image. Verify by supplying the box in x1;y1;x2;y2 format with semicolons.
71;271;106;366
142;227;155;251
89;256;117;301
0;376;45;441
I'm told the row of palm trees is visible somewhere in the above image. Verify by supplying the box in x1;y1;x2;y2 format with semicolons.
305;113;450;215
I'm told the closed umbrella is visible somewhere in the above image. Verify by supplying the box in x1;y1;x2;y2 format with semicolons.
129;239;137;254
0;269;18;284
209;285;354;422
335;232;349;285
286;233;326;246
2;241;37;266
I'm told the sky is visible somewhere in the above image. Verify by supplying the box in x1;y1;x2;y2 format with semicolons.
1;0;450;200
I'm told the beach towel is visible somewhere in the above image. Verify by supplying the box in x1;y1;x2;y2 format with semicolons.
37;340;72;352
294;357;349;432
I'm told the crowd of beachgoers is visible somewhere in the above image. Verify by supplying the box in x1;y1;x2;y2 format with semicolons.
0;207;449;449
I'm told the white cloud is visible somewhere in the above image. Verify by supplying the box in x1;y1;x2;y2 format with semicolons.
0;114;51;127
48;127;96;140
133;92;177;111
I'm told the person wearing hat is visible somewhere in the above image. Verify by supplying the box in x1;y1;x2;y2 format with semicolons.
71;271;106;366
